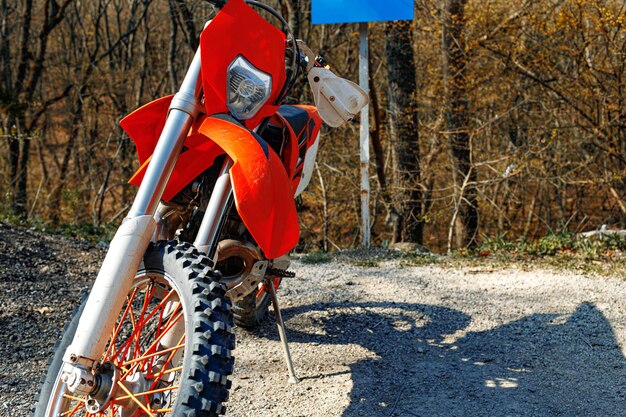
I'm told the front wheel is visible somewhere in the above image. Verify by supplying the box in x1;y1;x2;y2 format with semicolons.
32;241;234;417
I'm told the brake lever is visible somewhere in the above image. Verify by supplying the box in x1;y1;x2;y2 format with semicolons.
315;55;330;70
296;40;330;73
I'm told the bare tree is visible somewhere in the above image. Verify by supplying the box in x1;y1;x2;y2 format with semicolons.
442;0;478;249
384;20;423;244
1;0;74;215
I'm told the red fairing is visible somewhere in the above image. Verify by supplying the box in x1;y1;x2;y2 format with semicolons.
275;105;323;192
122;96;223;202
200;0;286;128
198;116;299;259
120;95;172;165
123;107;300;258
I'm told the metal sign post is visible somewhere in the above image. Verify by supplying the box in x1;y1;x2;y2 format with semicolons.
312;0;414;249
358;22;371;248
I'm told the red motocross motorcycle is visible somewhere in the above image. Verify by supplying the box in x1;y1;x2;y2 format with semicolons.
32;0;367;416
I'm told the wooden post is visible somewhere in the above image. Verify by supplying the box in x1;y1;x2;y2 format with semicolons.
359;22;371;249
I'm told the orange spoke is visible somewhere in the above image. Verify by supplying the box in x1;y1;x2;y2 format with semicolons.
115;294;152;363
62;393;85;402
103;288;139;361
140;284;156;322
129;301;137;331
121;342;185;367
146;365;183;380
114;289;176;363
120;361;142;381
148;334;186;391
131;293;143;360
115;384;179;401
158;302;183;335
116;299;137;362
118;284;172;357
60;399;85;417
118;312;183;382
119;314;184;382
136;287;175;335
135;310;184;362
150;304;167;377
116;381;156;417
155;299;167;341
134;284;156;360
56;284;193;417
148;295;179;375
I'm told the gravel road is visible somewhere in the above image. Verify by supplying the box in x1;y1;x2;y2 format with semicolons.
2;222;626;416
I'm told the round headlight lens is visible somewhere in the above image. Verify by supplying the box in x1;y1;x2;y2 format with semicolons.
227;56;272;120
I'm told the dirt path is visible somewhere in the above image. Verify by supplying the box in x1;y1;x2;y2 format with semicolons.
2;223;626;416
228;261;626;417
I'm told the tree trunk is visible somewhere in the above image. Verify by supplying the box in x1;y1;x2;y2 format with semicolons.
167;0;180;92
284;0;301;38
8;121;27;215
3;0;73;216
14;114;29;214
384;20;423;244
442;0;478;249
49;90;84;224
369;74;387;194
281;0;304;102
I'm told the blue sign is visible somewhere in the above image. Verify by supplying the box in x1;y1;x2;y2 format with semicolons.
312;0;414;24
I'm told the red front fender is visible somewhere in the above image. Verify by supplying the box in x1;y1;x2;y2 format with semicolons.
197;116;299;259
122;100;299;259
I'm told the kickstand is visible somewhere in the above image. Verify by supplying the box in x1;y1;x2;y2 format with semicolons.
264;277;299;383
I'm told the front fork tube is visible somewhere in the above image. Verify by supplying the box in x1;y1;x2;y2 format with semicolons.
193;157;234;261
61;47;204;392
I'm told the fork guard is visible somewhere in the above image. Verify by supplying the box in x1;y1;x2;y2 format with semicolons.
121;98;300;259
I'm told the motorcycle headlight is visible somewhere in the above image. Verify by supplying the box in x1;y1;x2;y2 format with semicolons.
227;56;272;120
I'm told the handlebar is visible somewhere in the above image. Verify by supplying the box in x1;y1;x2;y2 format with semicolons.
205;0;227;7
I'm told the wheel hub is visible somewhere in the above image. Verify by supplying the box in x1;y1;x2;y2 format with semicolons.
84;362;157;416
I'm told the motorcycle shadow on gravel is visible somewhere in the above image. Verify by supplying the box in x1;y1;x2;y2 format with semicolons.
255;301;626;417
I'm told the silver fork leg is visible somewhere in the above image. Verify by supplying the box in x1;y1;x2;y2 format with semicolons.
264;277;299;383
193;157;234;260
61;45;204;390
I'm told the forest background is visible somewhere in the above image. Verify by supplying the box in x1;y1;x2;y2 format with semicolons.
1;0;625;254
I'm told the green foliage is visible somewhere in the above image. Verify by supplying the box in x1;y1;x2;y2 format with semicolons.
52;222;116;243
526;233;574;256
349;259;380;268
62;188;83;221
300;251;332;264
0;210;29;227
398;251;441;267
1;213;115;244
478;232;626;259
